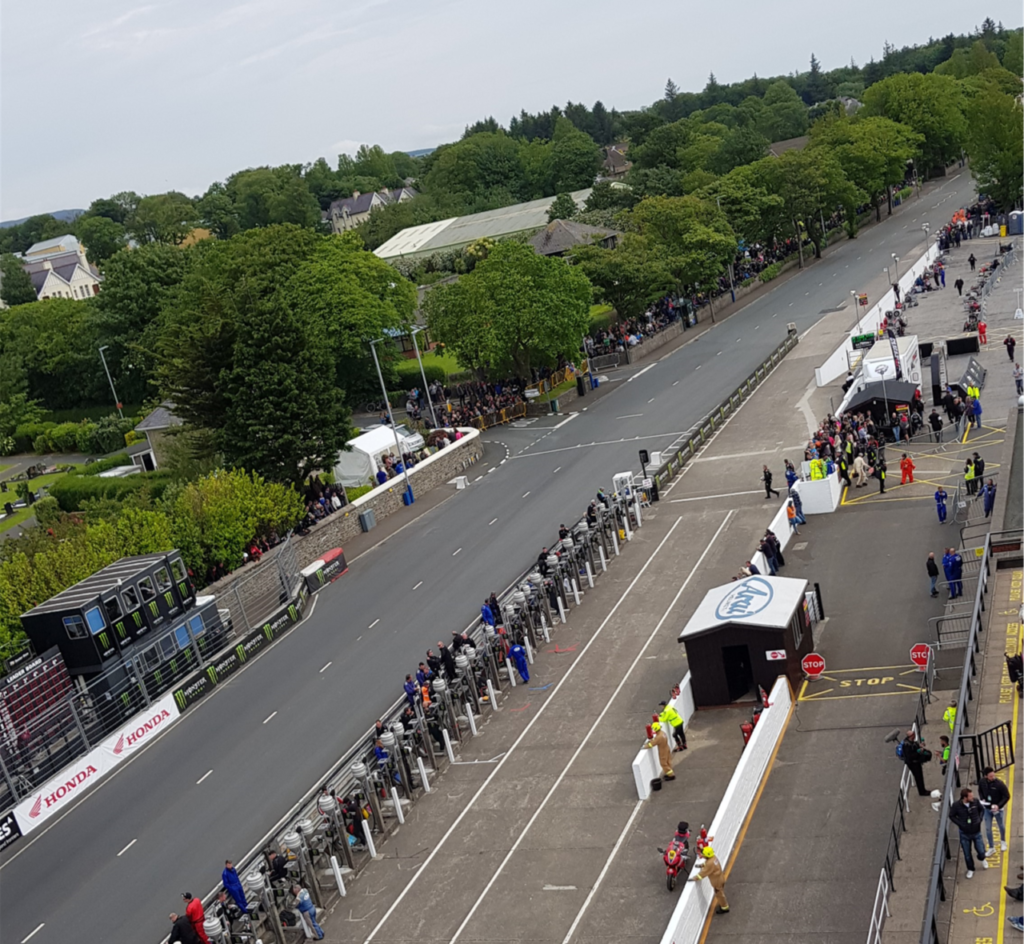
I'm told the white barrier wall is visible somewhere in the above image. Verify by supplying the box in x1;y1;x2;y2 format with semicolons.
14;691;181;834
814;243;940;388
632;672;695;800
792;474;842;515
657;676;794;944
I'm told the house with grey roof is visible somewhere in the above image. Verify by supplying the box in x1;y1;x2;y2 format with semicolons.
528;219;618;257
132;403;183;471
325;187;418;233
17;234;102;301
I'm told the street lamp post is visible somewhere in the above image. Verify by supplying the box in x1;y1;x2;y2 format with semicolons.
369;339;414;505
97;346;124;419
891;253;901;285
409;327;438;428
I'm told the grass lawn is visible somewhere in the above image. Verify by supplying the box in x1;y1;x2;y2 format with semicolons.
589;303;617;333
395;347;464;382
536;377;578;403
0;466;79;534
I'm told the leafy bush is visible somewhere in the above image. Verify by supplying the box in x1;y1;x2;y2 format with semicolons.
49;471;173;512
759;262;784;283
344;484;373;501
33;496;61;527
896;186;912;201
88;415;134;454
13;422;54;454
395;360;447;385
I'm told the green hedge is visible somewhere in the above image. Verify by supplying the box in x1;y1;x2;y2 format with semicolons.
76;453;134;476
49;471;173;512
12;422;55;455
395;360;447;385
895;186;912;202
23;415;135;456
759;262;784;283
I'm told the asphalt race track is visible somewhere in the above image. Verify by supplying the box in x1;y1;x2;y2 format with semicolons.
0;172;978;944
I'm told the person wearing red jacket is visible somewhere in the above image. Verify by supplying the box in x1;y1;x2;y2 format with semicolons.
900;454;915;485
182;893;210;944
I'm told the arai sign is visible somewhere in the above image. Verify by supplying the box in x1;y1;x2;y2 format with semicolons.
715;576;774;621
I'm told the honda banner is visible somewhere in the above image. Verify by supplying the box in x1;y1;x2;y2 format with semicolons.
13;692;180;836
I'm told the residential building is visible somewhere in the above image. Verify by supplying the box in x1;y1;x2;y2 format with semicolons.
601;144;631;179
132;403;183;471
19;234;102;301
325;187;418;233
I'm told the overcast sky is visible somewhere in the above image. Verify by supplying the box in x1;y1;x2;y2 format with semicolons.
2;0;1021;221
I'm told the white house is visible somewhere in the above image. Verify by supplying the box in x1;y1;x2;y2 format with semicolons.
324;188;417;233
19;234;102;301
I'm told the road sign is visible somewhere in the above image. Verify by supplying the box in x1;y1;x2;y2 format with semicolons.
802;652;826;679
910;643;932;670
639;449;650;465
765;649;787;661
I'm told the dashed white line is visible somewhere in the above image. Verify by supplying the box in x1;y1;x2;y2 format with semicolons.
21;924;44;943
672;381;680;386
627;364;655;382
453;547;462;556
263;711;277;724
695;364;702;370
552;467;561;473
488;518;498;526
196;770;213;784
369;618;380;629
116;839;137;857
413;580;423;590
716;351;722;356
647;397;655;403
617;413;643;418
522;492;530;499
319;661;333;673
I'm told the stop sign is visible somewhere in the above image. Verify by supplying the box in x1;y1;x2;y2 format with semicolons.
802;652;826;679
910;643;932;670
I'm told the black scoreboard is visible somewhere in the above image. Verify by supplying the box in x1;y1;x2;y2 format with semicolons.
0;648;73;749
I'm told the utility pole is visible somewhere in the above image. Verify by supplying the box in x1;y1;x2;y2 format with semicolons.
98;346;124;419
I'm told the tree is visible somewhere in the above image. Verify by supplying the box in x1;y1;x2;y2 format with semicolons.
699;167;786;245
762;81;810;140
127;192;200;244
423;132;528;202
1003;29;1023;76
570;233;675;320
221;290;348;483
91;242;189;402
424;241;592;378
0;253;37;306
965;88;1023;209
75;215;126;264
197;182;241;238
861;72;968;174
547;193;579;222
549;118;602;192
803;54;832;104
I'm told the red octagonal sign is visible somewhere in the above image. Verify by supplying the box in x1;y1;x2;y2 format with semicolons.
801;652;826;679
910;643;932;670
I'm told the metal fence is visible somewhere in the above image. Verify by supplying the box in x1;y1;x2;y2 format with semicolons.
468;401;528;430
216;539;302;635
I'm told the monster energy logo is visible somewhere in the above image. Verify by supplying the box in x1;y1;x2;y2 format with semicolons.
170;658;178;674
115;621;126;639
99;632;110;649
178;582;188;598
154;668;163;684
207;665;218;684
132;611;143;627
149;601;159;617
175;690;186;709
263;623;273;642
164;591;173;607
236;643;247;663
288;604;297;621
121;692;130;707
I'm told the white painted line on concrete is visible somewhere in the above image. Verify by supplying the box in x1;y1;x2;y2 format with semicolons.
488;518;498;526
263;712;277;724
669;489;763;503
21;924;44;943
319;661;332;673
452;547;462;556
672;381;680;386
413;581;423;590
552;467;561;473
551;413;579;430
695;364;701;370
544;884;578;891
560;799;644;943
617;414;643;418
362;516;692;944
369;619;380;629
196;770;213;785
627;364;655;382
442;512;734;944
116;838;137;857
647;397;655;403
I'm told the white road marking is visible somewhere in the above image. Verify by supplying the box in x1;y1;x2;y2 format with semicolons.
362;515;696;944
672;381;680;386
617;413;643;418
319;661;332;673
647;397;655;403
669;489;763;503
552;467;561;473
196;770;213;785
716;351;722;356
452;547;462;556
442;513;735;944
263;711;277;724
369;618;380;628
21;924;44;943
695;364;701;369
544;884;578;891
551;413;579;430
488;518;498;526
627;364;655;382
413;581;423;590
522;492;530;499
116;839;137;857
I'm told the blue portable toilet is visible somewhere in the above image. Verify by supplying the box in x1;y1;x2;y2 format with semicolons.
1008;211;1023;236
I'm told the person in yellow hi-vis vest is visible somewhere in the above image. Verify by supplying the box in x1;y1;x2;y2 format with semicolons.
690;844;730;914
943;699;957;733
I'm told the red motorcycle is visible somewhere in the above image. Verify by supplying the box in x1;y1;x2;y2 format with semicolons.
659;821;694;891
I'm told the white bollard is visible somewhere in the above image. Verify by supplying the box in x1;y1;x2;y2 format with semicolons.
634;495;643;527
541;621;550;643
442;728;456;763
417;755;431;793
391;786;405;824
598;544;608;572
624;513;632;541
571;578;581;605
361;818;377;858
611;527;620;556
557;596;567;623
524;638;534;664
487;678;500;710
465;701;478;737
330;855;347;897
506;657;517;686
585;561;595;588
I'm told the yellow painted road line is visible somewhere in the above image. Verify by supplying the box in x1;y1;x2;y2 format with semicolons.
799;690;923;701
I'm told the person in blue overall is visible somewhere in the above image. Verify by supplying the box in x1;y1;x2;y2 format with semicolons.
509;642;530;683
221;860;248;914
481;601;496;629
934;487;948;523
981;480;997;518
